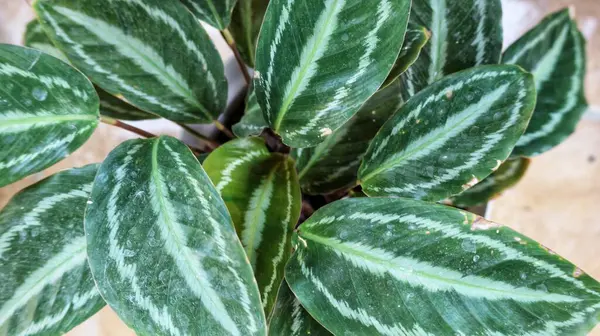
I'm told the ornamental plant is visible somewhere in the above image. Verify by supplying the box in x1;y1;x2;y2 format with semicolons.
0;0;597;335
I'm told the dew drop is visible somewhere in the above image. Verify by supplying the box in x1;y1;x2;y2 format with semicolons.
520;272;527;280
472;255;480;262
32;87;48;101
344;289;351;297
461;240;477;253
341;33;349;41
536;283;548;293
123;249;136;257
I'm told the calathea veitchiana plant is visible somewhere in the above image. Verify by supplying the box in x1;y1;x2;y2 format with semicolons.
0;0;597;335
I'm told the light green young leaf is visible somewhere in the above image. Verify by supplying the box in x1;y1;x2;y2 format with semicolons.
382;24;430;88
180;0;237;30
505;9;587;157
292;80;402;195
229;0;270;67
359;65;536;201
0;44;98;187
254;0;411;148
449;157;530;207
34;0;228;123
287;197;600;335
268;281;331;335
401;0;503;98
0;165;105;336
84;136;266;336
204;138;302;318
232;86;268;137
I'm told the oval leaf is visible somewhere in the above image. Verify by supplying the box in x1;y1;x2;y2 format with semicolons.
254;0;411;147
359;65;536;201
401;0;503;98
382;23;430;88
229;0;270;67
293;80;402;195
232;85;268;137
181;0;237;30
0;44;98;187
204;138;302;318
0;165;105;335
286;197;600;335
505;9;587;157
34;0;228;123
449;157;530;207
268;281;331;335
84;136;266;335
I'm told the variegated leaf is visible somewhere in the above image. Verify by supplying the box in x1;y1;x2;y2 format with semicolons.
204;138;302;318
0;164;105;336
449;157;530;208
180;0;237;30
232;85;268;137
0;44;98;187
287;197;600;335
382;24;430;88
292;80;402;195
254;0;411;148
505;9;587;157
34;0;228;123
401;0;503;98
359;65;536;201
229;0;270;67
84;136;266;335
268;281;331;335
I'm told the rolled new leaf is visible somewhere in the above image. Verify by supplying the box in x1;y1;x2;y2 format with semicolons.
84;136;266;335
401;0;503;98
449;157;530;207
180;0;237;30
204;138;302;318
229;0;270;67
34;0;228;123
254;0;411;147
286;197;600;335
0;44;98;187
0;165;105;336
359;65;536;201
505;9;587;157
293;80;403;195
382;24;430;88
232;85;268;137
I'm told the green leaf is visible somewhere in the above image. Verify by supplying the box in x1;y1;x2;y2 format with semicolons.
229;0;270;67
359;65;536;201
84;136;266;336
0;164;106;336
34;0;228;123
504;9;587;157
382;24;430;88
204;138;302;318
232;85;268;137
0;44;98;187
268;281;331;335
180;0;237;30
449;157;530;207
23;19;68;62
254;0;411;148
292;80;402;195
401;0;503;98
286;197;600;335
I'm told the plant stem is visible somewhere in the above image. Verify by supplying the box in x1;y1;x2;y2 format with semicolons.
221;28;252;85
213;120;235;139
176;122;219;149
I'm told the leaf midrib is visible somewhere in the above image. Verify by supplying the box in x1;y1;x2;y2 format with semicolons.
0;114;97;127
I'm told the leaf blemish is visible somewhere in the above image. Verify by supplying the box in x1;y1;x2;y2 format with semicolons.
462;176;479;190
470;217;500;231
320;128;332;137
573;268;584;278
445;90;453;99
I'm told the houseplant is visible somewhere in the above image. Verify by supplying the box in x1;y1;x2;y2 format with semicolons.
0;0;597;335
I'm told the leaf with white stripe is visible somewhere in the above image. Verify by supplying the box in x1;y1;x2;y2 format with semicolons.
0;44;98;187
359;65;536;201
232;85;268;137
505;9;587;157
292;80;402;195
449;157;530;208
268;281;331;336
254;0;411;148
229;0;270;67
286;197;600;335
382;24;430;88
84;136;266;336
401;0;503;98
34;0;228;123
0;164;105;336
204;138;302;318
180;0;237;29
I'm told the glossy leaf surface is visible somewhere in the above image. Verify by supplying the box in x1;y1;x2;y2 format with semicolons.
359;65;536;201
229;0;270;67
0;44;98;187
232;86;268;137
383;24;430;88
204;138;302;318
85;136;266;336
287;197;600;335
254;0;411;147
34;0;227;123
181;0;237;29
0;165;105;336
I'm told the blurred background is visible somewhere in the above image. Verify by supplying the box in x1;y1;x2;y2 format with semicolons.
0;0;599;334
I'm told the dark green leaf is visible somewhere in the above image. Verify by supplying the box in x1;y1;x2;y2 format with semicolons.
180;0;237;30
229;0;270;67
232;85;268;137
382;24;430;88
